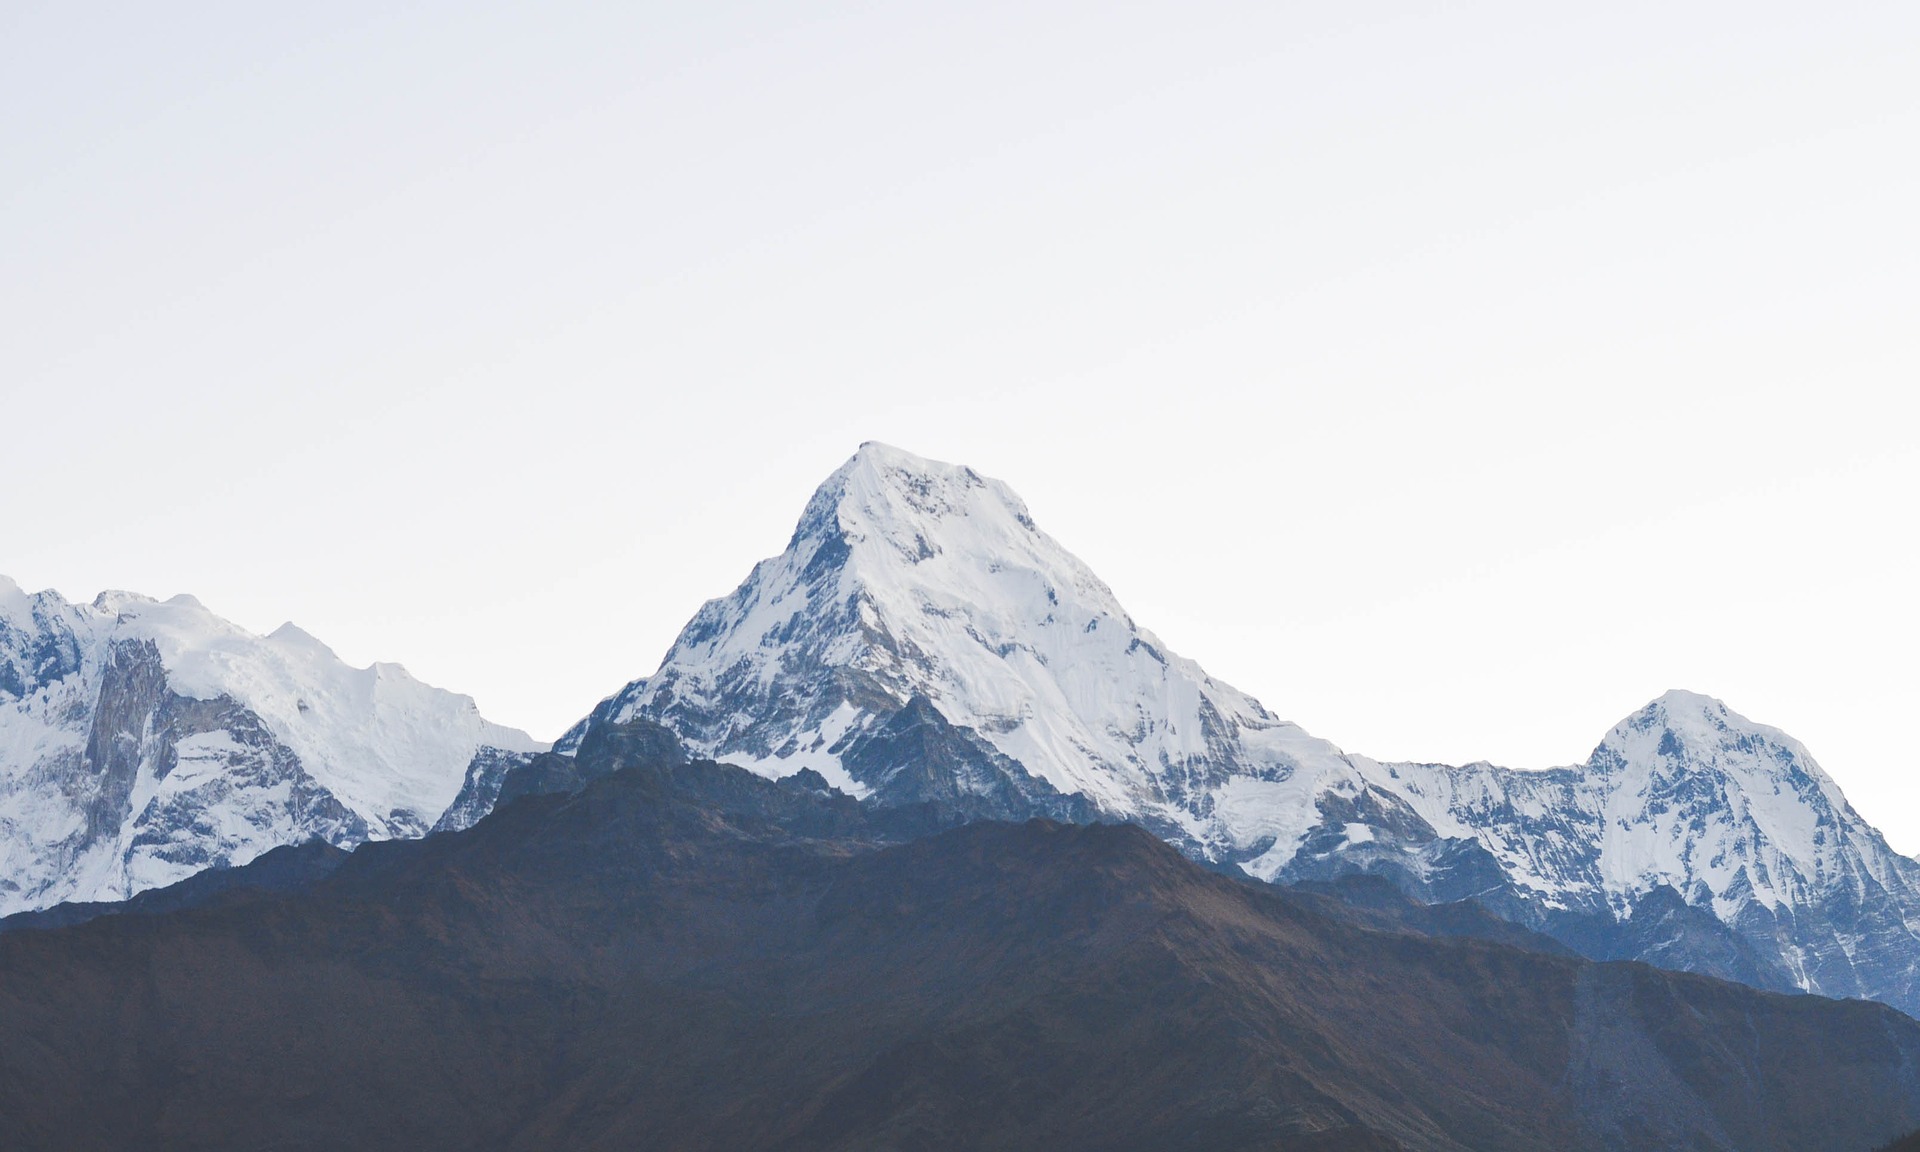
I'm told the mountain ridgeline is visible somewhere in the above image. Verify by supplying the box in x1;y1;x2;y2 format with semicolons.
6;444;1918;1016
0;578;543;917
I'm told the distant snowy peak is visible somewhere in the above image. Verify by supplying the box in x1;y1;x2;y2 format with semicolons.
0;575;87;700
1593;688;1851;812
0;577;543;915
796;442;1125;623
95;591;543;818
1584;689;1900;914
1373;689;1909;904
1352;687;1920;1008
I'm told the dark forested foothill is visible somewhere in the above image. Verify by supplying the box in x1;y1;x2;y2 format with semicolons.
3;726;1919;1152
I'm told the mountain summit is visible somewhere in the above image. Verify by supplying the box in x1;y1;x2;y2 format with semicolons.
1374;687;1920;1003
523;444;1920;1015
554;441;1359;845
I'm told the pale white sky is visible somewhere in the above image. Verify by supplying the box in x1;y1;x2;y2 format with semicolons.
4;4;1917;846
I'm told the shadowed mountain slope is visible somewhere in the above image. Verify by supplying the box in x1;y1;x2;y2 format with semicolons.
3;729;1919;1152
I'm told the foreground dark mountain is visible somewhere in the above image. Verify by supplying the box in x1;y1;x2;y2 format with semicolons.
0;838;348;934
4;724;1918;1152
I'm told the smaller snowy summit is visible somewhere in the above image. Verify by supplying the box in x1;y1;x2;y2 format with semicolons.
0;576;543;916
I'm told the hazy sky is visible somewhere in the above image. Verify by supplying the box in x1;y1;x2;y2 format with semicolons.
5;4;1918;845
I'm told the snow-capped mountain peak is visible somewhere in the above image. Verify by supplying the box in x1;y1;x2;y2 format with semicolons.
801;442;1091;595
267;620;342;657
1594;688;1846;805
0;578;544;915
570;443;1350;838
1585;688;1883;919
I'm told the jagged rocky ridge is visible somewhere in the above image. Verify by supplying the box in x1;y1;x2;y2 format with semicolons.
466;443;1920;1015
0;577;543;916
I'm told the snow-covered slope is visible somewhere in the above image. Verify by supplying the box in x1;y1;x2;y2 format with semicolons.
1370;691;1920;1001
0;577;543;915
542;443;1920;1014
555;441;1367;852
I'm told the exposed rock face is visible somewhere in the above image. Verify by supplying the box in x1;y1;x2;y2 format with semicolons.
0;577;543;915
534;444;1920;1015
431;746;540;834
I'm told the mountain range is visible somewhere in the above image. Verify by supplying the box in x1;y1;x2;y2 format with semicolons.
6;442;1919;1021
